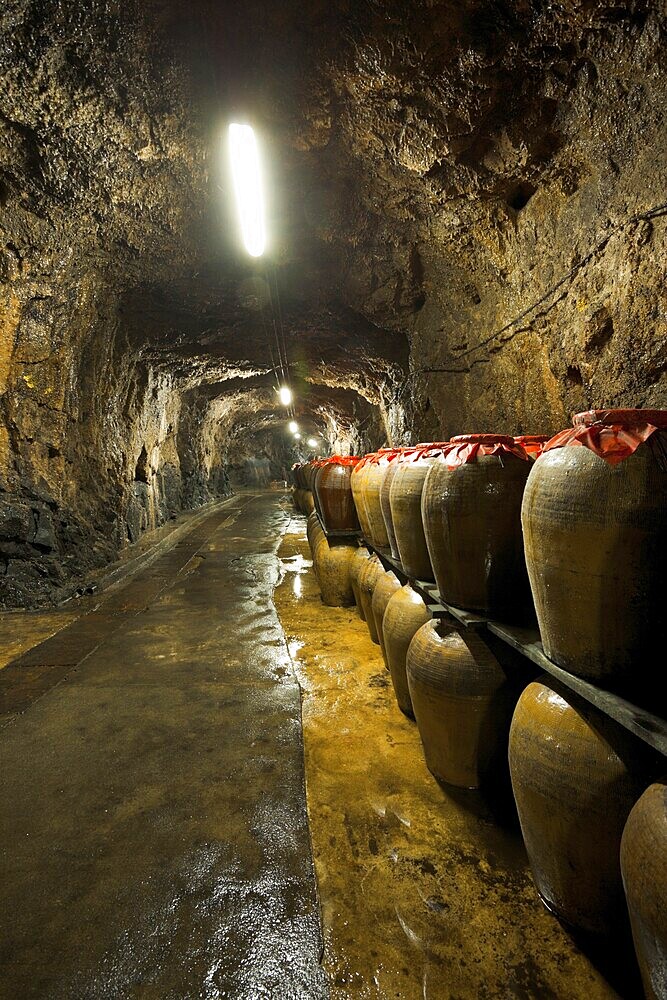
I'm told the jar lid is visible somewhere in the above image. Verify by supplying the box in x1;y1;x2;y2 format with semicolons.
450;433;516;446
321;455;360;466
573;409;667;429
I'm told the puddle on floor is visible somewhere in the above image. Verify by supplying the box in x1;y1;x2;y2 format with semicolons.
275;517;632;1000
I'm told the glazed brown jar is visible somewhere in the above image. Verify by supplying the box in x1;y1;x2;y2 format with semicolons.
509;677;651;935
421;435;531;616
308;460;327;519
382;584;430;717
350;455;374;539
291;463;303;513
370;569;401;665
390;444;448;580
363;449;400;553
299;461;317;516
621;781;667;999
315;456;361;533
312;535;357;607
358;555;384;643
349;546;372;620
522;409;667;688
407;622;517;789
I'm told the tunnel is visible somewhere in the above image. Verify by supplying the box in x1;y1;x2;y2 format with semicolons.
0;1;666;997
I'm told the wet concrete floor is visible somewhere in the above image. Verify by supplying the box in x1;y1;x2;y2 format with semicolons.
275;514;637;1000
0;493;640;999
0;493;327;999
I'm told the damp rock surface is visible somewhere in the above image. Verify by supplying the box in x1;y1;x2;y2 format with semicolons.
1;1;665;604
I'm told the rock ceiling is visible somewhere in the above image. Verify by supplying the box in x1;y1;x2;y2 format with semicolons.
1;0;665;603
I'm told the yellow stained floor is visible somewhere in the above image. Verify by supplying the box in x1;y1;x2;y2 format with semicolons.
0;610;77;670
275;518;627;1000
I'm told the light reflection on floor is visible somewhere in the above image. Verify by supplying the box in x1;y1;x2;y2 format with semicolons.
275;516;625;1000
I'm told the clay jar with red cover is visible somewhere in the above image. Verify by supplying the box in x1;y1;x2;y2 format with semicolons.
390;444;448;580
314;456;361;533
306;459;327;519
421;434;532;617
521;409;667;688
379;448;414;560
364;449;401;553
350;455;374;539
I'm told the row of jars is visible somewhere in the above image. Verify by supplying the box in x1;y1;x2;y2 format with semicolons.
291;456;362;526
345;409;667;700
340;545;666;995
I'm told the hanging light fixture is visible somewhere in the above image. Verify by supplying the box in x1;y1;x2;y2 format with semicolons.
307;437;318;448
294;432;302;440
278;386;292;406
288;420;298;433
228;123;266;258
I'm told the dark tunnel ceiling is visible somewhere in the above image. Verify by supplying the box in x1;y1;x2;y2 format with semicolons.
2;0;663;440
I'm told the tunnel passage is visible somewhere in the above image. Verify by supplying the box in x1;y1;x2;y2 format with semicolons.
1;0;664;609
0;0;665;998
0;494;328;999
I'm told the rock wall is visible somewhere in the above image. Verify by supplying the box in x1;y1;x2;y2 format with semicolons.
1;0;664;606
0;0;231;607
303;1;667;440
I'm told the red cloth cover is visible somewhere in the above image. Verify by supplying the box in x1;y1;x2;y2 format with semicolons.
544;410;667;466
444;434;529;468
514;435;550;457
320;455;360;466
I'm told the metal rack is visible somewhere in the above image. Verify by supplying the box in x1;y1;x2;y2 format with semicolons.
363;538;667;759
319;523;362;542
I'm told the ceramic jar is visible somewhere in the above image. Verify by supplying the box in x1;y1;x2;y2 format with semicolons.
390;444;448;580
307;460;327;519
312;536;357;607
422;434;531;616
509;677;651;935
522;409;667;688
358;555;384;643
363;449;400;553
351;456;374;539
407;621;518;788
621;780;667;999
306;510;323;556
349;546;372;620
315;456;361;532
382;584;430;717
370;569;401;664
379;448;415;560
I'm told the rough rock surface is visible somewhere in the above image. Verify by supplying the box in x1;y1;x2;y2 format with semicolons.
1;0;665;605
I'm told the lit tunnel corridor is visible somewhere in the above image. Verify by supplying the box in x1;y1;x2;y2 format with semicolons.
0;1;665;997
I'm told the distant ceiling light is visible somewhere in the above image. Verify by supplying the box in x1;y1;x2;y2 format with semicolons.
294;432;302;440
278;386;292;406
307;437;318;448
288;420;298;433
228;123;266;258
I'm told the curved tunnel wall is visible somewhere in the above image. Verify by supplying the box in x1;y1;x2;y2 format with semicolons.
1;0;665;606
